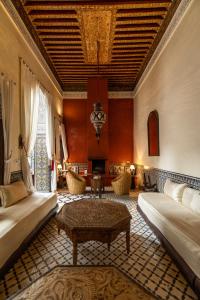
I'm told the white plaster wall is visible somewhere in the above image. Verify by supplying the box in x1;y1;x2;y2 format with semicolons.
134;0;200;178
0;4;63;172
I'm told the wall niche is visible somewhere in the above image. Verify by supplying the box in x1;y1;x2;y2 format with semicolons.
147;110;159;156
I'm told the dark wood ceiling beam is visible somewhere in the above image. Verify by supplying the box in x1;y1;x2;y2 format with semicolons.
113;41;152;46
37;29;80;33
117;7;168;14
28;10;77;16
59;74;138;78
112;47;149;51
112;52;147;56
56;70;140;74
116;15;164;22
39;32;80;37
29;14;77;19
45;46;83;50
36;25;79;31
53;61;142;65
115;29;157;35
54;64;141;68
114;36;154;41
47;51;83;54
50;56;84;59
116;23;160;29
24;0;171;7
32;18;78;23
41;37;81;42
112;57;145;60
44;42;82;47
51;58;84;61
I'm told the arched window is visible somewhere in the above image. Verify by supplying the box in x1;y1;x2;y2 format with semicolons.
147;110;159;156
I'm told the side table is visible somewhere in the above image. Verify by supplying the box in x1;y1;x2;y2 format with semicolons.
90;176;104;198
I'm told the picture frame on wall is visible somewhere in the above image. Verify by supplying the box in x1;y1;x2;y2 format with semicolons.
71;166;79;173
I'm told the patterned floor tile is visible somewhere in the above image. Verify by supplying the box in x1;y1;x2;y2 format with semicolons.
0;192;198;300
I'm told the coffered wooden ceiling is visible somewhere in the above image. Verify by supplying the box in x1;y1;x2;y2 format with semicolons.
12;0;182;91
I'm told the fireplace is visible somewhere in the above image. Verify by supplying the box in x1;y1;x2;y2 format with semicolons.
92;159;106;174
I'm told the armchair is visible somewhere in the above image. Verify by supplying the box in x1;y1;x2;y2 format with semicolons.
111;172;131;195
66;170;86;195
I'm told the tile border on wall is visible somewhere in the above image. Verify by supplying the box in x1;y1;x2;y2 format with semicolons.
146;168;200;192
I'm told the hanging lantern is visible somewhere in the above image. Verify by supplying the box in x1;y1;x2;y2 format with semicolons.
90;102;106;143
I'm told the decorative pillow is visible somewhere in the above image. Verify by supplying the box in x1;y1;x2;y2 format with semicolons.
164;179;186;202
182;187;196;209
190;191;200;215
0;181;28;208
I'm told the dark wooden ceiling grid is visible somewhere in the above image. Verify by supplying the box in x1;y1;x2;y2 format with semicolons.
11;0;182;91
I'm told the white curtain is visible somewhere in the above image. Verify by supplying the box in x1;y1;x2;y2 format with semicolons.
20;61;39;192
0;74;15;185
60;123;68;161
55;118;61;163
44;91;57;192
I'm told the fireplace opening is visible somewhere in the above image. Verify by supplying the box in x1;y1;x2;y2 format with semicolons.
92;159;106;174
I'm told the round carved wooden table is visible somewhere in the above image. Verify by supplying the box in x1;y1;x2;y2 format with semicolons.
56;199;132;265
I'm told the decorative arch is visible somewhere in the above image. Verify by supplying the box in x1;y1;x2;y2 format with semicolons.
147;110;160;156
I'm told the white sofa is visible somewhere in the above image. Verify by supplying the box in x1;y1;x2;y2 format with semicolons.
138;181;200;296
0;191;57;274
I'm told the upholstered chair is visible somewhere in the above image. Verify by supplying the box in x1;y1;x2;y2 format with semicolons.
66;170;86;195
111;172;131;195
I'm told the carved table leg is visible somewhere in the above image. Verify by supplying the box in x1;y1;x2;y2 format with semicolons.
107;242;111;251
126;230;130;254
73;240;78;265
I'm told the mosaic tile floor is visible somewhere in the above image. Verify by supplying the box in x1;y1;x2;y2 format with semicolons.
0;193;198;300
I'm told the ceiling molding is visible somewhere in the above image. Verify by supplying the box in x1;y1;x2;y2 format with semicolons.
109;91;134;99
1;0;63;96
63;91;133;99
63;92;87;99
133;0;193;97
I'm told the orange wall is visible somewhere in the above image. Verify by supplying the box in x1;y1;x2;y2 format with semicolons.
108;99;133;163
63;100;87;162
63;98;133;163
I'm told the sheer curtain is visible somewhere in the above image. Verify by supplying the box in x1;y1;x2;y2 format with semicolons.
0;73;15;185
44;91;57;192
20;61;39;192
60;123;68;161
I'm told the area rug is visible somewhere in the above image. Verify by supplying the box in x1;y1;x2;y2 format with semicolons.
0;193;198;300
11;266;155;300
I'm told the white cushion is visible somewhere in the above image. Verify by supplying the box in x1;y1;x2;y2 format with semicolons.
0;181;28;208
182;187;197;209
191;191;200;215
164;178;186;202
0;192;57;268
138;192;200;279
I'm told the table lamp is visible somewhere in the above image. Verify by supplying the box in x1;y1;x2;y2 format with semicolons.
130;164;135;176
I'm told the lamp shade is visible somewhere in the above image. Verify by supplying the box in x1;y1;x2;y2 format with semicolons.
130;164;135;171
90;102;106;142
57;164;62;171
